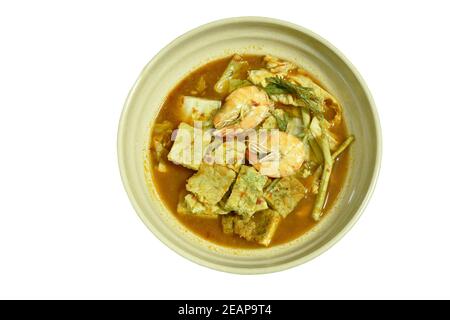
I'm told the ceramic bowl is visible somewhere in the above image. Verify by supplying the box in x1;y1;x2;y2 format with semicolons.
118;17;381;274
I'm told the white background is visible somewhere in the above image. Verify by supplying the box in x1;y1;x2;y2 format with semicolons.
1;0;449;300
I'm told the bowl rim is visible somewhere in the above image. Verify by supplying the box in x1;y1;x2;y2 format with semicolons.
117;16;382;274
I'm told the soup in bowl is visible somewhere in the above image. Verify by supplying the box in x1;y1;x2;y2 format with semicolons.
118;17;381;273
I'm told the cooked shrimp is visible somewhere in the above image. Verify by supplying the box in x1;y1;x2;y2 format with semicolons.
213;86;272;135
249;131;305;178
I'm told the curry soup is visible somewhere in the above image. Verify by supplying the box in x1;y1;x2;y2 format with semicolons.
150;55;350;248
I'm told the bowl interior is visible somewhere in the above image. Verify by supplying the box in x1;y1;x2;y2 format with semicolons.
118;17;381;274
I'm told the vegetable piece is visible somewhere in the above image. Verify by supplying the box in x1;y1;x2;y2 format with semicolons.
309;135;354;195
182;96;221;126
271;109;288;131
224;165;268;217
327;130;339;151
309;116;322;140
310;164;323;195
250;57;342;128
221;209;281;246
248;68;275;87
297;160;317;179
311;118;334;221
261;115;278;130
214;54;249;94
332;135;355;160
307;117;326;163
301;108;311;127
228;79;252;92
177;193;228;218
153;120;174;136
263;176;306;217
152;120;175;173
288;74;342;127
167;122;212;170
286;117;303;138
186;163;236;205
264;55;297;76
263;77;322;114
195;76;207;93
307;134;324;164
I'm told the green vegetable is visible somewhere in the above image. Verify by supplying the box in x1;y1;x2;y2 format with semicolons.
182;96;221;126
263;77;322;114
332;135;355;160
312;118;333;221
310;165;323;194
270;109;288;131
301;108;311;128
152;121;174;172
297;160;317;179
214;55;249;94
261;116;278;130
307;133;324;163
228;79;252;92
286;117;303;138
310;135;354;211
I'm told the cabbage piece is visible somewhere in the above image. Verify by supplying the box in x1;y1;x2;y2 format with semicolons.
214;54;249;94
248;68;275;87
286;117;303;138
309;117;322;141
195;76;206;93
152;120;174;173
182;96;221;126
288;74;342;127
263;77;323;114
310;117;339;151
264;55;297;76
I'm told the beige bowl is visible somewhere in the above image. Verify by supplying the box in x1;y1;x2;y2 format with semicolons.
118;17;382;274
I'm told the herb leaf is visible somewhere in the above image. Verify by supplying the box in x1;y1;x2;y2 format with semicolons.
264;77;322;114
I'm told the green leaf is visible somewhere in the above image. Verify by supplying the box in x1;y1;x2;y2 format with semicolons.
263;77;322;114
264;83;289;95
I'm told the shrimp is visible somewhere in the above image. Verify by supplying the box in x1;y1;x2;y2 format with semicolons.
213;86;272;135
249;131;306;178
